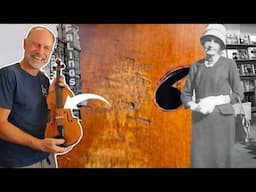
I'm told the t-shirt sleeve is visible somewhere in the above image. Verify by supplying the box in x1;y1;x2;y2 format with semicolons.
0;69;16;109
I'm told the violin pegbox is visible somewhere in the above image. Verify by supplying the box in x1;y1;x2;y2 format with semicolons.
52;58;66;72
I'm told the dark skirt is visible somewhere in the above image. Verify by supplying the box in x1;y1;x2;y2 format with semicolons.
191;111;235;168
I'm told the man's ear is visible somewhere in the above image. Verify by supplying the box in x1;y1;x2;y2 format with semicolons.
23;38;27;50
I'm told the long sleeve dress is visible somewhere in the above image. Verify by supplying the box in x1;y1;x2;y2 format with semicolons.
180;56;244;168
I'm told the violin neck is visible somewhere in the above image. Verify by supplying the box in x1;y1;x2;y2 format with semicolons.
56;65;63;108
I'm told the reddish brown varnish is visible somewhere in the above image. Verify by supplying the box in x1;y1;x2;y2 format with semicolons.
45;58;82;147
57;24;206;167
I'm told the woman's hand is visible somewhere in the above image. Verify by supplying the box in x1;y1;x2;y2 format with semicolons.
187;101;201;112
198;95;231;114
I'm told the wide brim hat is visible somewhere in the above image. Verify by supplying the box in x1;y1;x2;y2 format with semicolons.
200;24;226;50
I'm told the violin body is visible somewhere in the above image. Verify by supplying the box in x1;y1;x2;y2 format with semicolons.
45;58;83;147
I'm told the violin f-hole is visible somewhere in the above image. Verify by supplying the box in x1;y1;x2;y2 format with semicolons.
154;66;190;111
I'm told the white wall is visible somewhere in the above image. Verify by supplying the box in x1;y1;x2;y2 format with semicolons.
0;24;57;67
225;24;256;35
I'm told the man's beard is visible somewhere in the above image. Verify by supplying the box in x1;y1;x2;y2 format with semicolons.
25;53;48;70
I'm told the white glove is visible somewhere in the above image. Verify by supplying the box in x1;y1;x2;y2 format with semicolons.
198;95;231;114
199;97;216;114
214;95;231;105
187;101;200;112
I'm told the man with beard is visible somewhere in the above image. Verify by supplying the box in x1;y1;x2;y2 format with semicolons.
0;26;72;168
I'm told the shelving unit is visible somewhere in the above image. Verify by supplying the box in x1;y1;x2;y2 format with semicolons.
225;43;256;112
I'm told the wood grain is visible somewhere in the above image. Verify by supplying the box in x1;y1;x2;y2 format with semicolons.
57;24;206;167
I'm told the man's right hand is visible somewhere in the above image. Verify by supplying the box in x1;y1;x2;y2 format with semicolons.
40;138;73;154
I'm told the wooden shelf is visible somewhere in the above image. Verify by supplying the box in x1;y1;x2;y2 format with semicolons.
226;42;256;113
252;106;256;113
235;59;256;63
240;76;256;80
226;44;256;48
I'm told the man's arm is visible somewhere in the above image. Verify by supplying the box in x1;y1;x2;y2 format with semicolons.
0;107;71;153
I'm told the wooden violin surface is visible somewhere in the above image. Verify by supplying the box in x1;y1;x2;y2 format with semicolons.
45;58;83;148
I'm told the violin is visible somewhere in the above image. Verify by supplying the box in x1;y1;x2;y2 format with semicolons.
45;58;83;147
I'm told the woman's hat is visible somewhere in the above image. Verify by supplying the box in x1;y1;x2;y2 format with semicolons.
200;24;226;50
